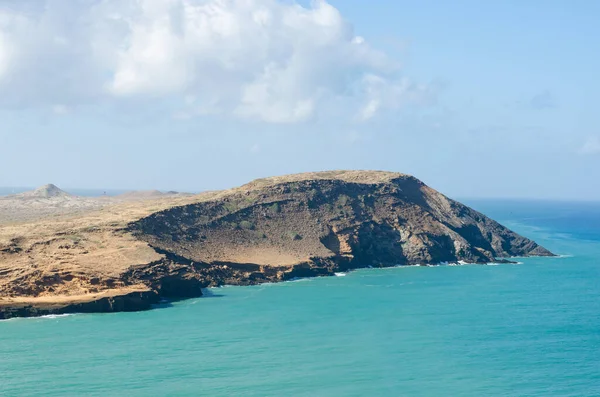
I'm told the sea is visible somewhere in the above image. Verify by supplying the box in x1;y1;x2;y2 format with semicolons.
1;199;599;396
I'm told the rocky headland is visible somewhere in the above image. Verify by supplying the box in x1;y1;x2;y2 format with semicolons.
0;171;554;319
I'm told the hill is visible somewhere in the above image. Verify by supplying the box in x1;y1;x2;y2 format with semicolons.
0;171;554;318
17;184;72;199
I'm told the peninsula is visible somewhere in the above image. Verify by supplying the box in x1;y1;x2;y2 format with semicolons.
0;171;554;319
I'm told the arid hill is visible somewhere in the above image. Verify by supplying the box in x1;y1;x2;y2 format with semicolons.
0;184;105;224
116;190;191;200
17;184;71;198
0;171;554;319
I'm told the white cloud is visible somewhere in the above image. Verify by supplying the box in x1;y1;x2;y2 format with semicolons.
359;99;381;121
0;0;432;123
358;73;436;121
579;136;600;155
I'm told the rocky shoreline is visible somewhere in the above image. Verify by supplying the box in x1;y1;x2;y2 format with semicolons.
0;171;555;320
1;257;528;320
0;290;160;320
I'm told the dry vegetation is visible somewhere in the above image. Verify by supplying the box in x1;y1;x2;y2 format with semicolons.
0;188;205;304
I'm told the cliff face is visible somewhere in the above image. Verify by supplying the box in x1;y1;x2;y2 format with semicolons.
127;171;553;287
0;290;159;320
0;171;554;319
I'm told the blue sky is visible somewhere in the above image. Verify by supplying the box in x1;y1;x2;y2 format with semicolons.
0;0;598;200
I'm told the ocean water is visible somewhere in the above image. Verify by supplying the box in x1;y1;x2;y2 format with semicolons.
1;200;600;396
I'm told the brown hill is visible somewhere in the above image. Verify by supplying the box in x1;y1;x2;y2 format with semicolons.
0;171;554;319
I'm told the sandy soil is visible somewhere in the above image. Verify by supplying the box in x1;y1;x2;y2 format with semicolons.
0;185;208;300
0;285;150;307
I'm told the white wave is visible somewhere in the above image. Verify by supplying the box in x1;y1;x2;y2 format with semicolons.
0;317;22;322
487;261;522;266
39;314;76;320
286;277;311;283
0;314;76;322
334;272;347;277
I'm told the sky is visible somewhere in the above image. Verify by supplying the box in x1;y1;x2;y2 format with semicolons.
0;0;599;200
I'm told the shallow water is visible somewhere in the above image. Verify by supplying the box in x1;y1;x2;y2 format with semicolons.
1;200;600;396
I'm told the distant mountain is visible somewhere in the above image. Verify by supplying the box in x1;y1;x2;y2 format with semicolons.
16;184;72;199
117;190;191;200
117;190;166;199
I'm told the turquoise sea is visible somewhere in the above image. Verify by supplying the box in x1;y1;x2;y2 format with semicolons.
1;200;599;396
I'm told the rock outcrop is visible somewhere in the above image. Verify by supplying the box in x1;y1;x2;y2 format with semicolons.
0;290;159;320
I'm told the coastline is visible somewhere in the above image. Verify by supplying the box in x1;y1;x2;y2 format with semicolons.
0;288;159;320
0;256;553;320
0;171;557;320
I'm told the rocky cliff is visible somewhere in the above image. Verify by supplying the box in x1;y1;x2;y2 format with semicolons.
125;171;553;287
0;171;554;319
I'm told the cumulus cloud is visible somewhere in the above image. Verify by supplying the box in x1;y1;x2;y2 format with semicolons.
579;136;600;155
357;74;435;121
0;0;432;123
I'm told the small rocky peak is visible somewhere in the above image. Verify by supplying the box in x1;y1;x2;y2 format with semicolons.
29;184;71;198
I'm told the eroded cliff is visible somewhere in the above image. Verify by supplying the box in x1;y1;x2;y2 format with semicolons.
0;171;554;319
125;171;553;287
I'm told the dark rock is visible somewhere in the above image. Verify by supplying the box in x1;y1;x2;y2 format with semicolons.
0;290;160;320
128;171;554;288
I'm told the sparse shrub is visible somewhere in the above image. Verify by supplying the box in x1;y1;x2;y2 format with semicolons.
239;220;255;230
286;231;302;241
253;231;267;239
66;234;83;242
223;202;239;213
336;194;350;208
